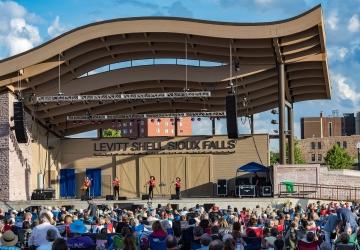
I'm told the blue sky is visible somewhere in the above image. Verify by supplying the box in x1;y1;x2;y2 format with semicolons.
1;0;360;149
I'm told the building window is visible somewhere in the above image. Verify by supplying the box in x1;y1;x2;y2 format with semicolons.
179;122;183;127
311;142;316;149
165;122;169;126
129;129;133;134
343;141;347;148
318;154;322;162
337;141;341;147
311;154;316;162
171;129;174;134
123;129;128;134
129;122;133;126
165;129;169;134
328;122;333;136
140;128;144;133
123;122;127;127
157;121;160;125
156;128;160;134
318;142;321;149
141;120;144;126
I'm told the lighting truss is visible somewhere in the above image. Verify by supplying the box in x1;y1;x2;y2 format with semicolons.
67;111;226;121
35;91;211;103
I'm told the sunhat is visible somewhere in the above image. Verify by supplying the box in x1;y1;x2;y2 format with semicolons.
1;231;18;246
70;220;87;234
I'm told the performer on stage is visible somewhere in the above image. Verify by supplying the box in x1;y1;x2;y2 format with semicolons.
253;172;260;197
174;177;181;199
112;177;120;199
147;176;156;200
82;176;91;196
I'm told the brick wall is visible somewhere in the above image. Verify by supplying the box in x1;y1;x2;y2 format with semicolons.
0;92;32;201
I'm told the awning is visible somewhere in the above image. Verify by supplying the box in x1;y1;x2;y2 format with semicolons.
237;162;269;173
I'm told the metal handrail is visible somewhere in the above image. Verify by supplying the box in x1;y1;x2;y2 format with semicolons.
278;182;360;201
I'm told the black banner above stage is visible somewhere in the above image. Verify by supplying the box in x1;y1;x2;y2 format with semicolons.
93;139;237;155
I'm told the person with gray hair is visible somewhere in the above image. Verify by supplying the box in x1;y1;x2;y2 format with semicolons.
37;229;59;250
28;211;60;248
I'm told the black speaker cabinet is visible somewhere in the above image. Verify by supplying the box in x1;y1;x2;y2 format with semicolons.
118;196;127;200
81;195;92;201
204;203;214;212
170;194;178;200
225;95;238;139
13;102;28;143
261;186;272;197
171;204;179;210
217;179;227;196
106;195;114;200
239;185;255;198
142;194;149;200
31;189;54;200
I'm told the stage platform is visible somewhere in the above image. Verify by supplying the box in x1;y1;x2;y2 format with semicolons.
0;197;326;211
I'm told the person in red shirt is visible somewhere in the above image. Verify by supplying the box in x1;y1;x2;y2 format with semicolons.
174;177;181;200
147;176;156;200
112;177;120;200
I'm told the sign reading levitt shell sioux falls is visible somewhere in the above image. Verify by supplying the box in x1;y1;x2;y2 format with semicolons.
93;139;237;155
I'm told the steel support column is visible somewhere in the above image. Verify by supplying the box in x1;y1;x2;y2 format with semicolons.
250;115;254;134
212;118;216;135
287;104;294;164
278;63;286;164
174;117;178;136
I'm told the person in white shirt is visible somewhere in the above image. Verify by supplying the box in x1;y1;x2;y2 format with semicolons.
37;229;58;250
28;211;60;248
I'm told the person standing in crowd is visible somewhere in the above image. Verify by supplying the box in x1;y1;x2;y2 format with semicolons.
51;238;68;250
37;229;59;250
175;177;181;200
0;230;20;250
147;176;156;200
28;211;60;249
112;177;120;200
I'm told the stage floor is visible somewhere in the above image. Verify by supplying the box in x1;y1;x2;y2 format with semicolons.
0;197;324;210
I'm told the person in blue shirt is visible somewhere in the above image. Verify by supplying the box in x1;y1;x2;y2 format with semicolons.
67;220;96;249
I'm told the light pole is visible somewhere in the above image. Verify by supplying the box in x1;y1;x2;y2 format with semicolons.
357;142;360;170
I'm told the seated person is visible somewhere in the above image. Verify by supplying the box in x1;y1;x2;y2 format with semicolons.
67;220;96;249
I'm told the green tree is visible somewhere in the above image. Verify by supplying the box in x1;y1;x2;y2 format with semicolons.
102;128;121;138
270;151;279;165
292;140;306;164
324;144;354;169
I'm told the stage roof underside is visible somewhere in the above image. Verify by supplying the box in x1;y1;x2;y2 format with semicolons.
0;5;330;136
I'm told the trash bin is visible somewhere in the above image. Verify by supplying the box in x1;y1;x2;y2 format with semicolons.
282;181;294;193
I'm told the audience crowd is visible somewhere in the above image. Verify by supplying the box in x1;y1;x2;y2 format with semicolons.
0;200;359;250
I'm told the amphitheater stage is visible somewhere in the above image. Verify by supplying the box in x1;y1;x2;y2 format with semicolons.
0;197;327;211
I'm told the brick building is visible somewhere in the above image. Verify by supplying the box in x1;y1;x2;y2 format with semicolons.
298;135;360;164
300;114;342;139
109;117;192;138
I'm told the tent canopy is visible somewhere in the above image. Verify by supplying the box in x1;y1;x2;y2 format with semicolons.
237;162;269;173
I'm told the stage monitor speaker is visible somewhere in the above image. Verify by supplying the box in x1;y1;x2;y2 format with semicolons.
114;203;133;210
204;203;214;212
171;204;179;211
13;101;28;143
217;179;227;196
170;194;178;200
225;95;238;139
235;177;250;186
239;185;255;198
106;195;114;200
118;196;127;200
42;189;55;200
261;186;272;197
81;195;92;201
142;194;149;200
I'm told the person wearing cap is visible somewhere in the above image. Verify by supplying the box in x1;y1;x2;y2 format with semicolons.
28;211;60;248
0;230;20;250
67;220;95;249
179;218;196;250
37;229;59;250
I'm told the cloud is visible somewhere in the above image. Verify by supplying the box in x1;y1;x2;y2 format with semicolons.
327;11;339;30
328;46;348;62
331;73;360;105
348;14;360;32
165;1;193;18
47;16;66;38
0;1;41;57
